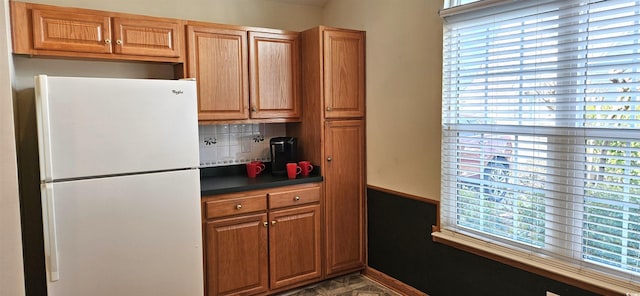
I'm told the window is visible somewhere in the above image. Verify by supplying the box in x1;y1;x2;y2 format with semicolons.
439;0;640;293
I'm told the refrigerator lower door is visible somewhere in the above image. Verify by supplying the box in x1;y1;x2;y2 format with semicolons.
41;169;203;296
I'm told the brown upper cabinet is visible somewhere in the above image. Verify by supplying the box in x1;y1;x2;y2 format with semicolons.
323;29;365;119
249;32;300;120
10;1;184;63
186;23;300;122
187;25;249;121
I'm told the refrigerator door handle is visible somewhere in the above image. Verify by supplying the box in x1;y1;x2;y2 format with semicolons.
42;183;60;281
35;75;54;181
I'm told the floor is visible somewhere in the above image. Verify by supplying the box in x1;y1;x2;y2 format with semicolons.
276;273;400;296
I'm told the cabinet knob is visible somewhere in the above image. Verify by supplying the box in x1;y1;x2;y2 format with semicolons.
263;222;268;227
327;157;332;162
294;196;300;201
251;107;257;112
236;204;242;210
116;39;123;45
326;106;332;111
271;220;277;225
105;39;111;44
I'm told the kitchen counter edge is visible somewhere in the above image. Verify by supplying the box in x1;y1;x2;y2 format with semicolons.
200;174;323;196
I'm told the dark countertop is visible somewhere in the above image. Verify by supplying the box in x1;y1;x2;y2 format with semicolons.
200;164;323;196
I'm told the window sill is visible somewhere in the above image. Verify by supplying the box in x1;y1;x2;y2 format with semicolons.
431;229;639;296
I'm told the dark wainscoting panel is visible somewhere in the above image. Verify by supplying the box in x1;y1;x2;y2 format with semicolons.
367;187;600;296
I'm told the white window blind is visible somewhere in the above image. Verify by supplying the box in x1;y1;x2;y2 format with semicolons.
440;0;640;292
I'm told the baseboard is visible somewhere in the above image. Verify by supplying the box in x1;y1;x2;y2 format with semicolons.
362;267;428;296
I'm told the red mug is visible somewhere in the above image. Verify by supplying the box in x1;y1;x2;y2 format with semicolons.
250;161;265;174
286;163;302;179
298;161;314;176
246;162;264;178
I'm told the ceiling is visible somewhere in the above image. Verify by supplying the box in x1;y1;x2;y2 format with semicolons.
269;0;329;7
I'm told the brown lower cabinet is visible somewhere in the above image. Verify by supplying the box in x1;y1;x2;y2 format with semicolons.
202;183;322;296
324;120;366;276
268;204;321;290
205;213;269;296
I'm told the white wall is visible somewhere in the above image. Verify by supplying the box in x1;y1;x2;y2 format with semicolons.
13;56;177;90
323;0;443;200
21;0;323;31
0;0;25;294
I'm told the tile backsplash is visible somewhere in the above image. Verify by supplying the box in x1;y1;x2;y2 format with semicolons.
198;123;286;167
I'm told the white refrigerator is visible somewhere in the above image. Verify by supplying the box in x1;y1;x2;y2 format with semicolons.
34;75;204;296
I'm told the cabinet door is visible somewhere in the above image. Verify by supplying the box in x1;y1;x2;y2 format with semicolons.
187;26;249;121
112;17;181;57
324;120;365;276
31;8;112;54
249;32;301;120
205;213;268;296
323;30;365;119
269;205;321;290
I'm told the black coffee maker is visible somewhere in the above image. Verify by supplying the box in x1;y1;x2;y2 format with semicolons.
270;137;297;176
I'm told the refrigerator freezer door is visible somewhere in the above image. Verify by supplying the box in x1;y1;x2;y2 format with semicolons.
42;169;203;296
35;75;199;181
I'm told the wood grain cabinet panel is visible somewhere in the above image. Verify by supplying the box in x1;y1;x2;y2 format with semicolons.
31;8;112;54
324;119;365;275
249;31;301;120
268;204;321;290
205;213;268;296
268;186;320;209
112;17;181;57
205;193;267;220
323;30;365;119
11;2;184;62
187;26;250;121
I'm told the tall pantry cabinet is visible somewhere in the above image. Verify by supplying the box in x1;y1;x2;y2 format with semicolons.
289;26;366;277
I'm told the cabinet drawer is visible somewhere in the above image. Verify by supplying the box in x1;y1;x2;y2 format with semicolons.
205;194;266;219
268;186;320;209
